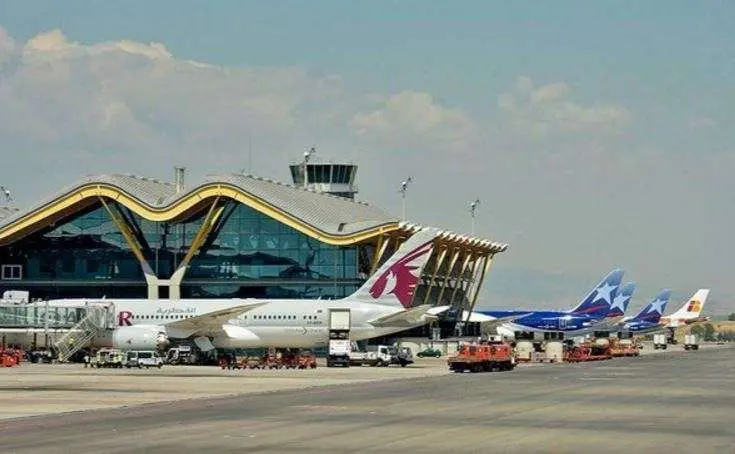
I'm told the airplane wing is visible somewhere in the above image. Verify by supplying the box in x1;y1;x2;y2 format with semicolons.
473;315;529;334
368;305;438;328
164;302;267;332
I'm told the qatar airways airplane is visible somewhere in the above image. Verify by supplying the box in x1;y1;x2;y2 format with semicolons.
42;228;442;352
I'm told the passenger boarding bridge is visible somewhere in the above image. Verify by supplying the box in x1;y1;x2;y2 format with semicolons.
0;298;116;361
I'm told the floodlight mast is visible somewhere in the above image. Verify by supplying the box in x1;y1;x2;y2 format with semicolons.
469;198;480;235
399;177;413;221
0;186;12;203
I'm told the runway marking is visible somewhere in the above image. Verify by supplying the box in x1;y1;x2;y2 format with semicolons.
578;377;615;381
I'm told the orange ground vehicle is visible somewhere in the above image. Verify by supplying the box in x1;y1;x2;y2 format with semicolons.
221;349;318;370
0;348;23;367
609;338;640;357
296;351;318;369
564;343;612;362
447;341;516;373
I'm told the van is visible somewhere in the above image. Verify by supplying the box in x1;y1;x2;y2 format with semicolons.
125;350;163;369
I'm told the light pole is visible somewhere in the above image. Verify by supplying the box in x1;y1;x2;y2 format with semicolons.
303;147;316;189
469;198;480;235
399;177;413;221
0;186;12;203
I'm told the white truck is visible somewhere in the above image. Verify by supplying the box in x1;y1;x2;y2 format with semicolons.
683;334;700;350
348;349;379;366
165;345;197;365
327;340;351;367
125;350;164;369
653;333;667;350
327;309;351;367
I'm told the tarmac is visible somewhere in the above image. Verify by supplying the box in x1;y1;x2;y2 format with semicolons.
0;344;733;453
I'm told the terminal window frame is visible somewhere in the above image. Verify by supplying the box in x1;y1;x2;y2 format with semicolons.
1;264;22;280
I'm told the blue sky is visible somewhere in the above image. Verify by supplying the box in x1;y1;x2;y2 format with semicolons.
0;1;733;313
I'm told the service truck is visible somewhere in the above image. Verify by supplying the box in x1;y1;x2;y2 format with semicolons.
653;333;667;350
683;334;700;350
348;349;378;366
327;309;351;367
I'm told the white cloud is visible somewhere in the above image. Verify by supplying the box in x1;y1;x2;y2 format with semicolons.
688;116;716;130
499;76;631;136
352;91;476;148
0;27;472;176
0;26;15;64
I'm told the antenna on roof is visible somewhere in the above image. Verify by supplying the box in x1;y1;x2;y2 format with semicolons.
399;177;412;220
469;198;480;235
248;135;253;175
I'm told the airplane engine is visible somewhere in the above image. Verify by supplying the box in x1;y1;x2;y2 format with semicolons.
112;325;169;351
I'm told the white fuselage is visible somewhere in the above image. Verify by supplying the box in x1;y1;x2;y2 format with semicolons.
44;298;412;349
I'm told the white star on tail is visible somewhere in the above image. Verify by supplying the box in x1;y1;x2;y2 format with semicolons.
647;298;666;314
610;294;628;313
594;283;616;304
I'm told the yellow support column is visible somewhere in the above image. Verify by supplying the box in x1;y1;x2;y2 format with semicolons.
465;254;494;321
436;248;460;305
463;255;484;302
98;197;159;299
449;253;473;306
169;199;224;300
369;234;390;275
423;245;448;305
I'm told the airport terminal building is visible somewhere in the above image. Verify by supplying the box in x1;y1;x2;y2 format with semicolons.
0;162;507;317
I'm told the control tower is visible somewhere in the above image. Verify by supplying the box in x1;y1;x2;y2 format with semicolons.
289;148;359;199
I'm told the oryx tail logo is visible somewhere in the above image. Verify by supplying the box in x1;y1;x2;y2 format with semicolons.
369;241;433;308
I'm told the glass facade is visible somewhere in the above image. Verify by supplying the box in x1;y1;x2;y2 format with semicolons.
0;199;368;301
0;204;144;283
183;202;364;298
127;208;205;279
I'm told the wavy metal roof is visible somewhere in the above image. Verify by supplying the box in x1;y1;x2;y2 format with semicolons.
0;173;508;253
201;174;396;236
0;173;397;244
0;206;20;223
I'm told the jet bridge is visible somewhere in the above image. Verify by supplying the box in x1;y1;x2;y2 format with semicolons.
0;301;116;361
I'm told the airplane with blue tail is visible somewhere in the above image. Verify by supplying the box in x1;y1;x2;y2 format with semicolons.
472;269;627;337
617;289;672;334
607;282;637;321
570;282;637;334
